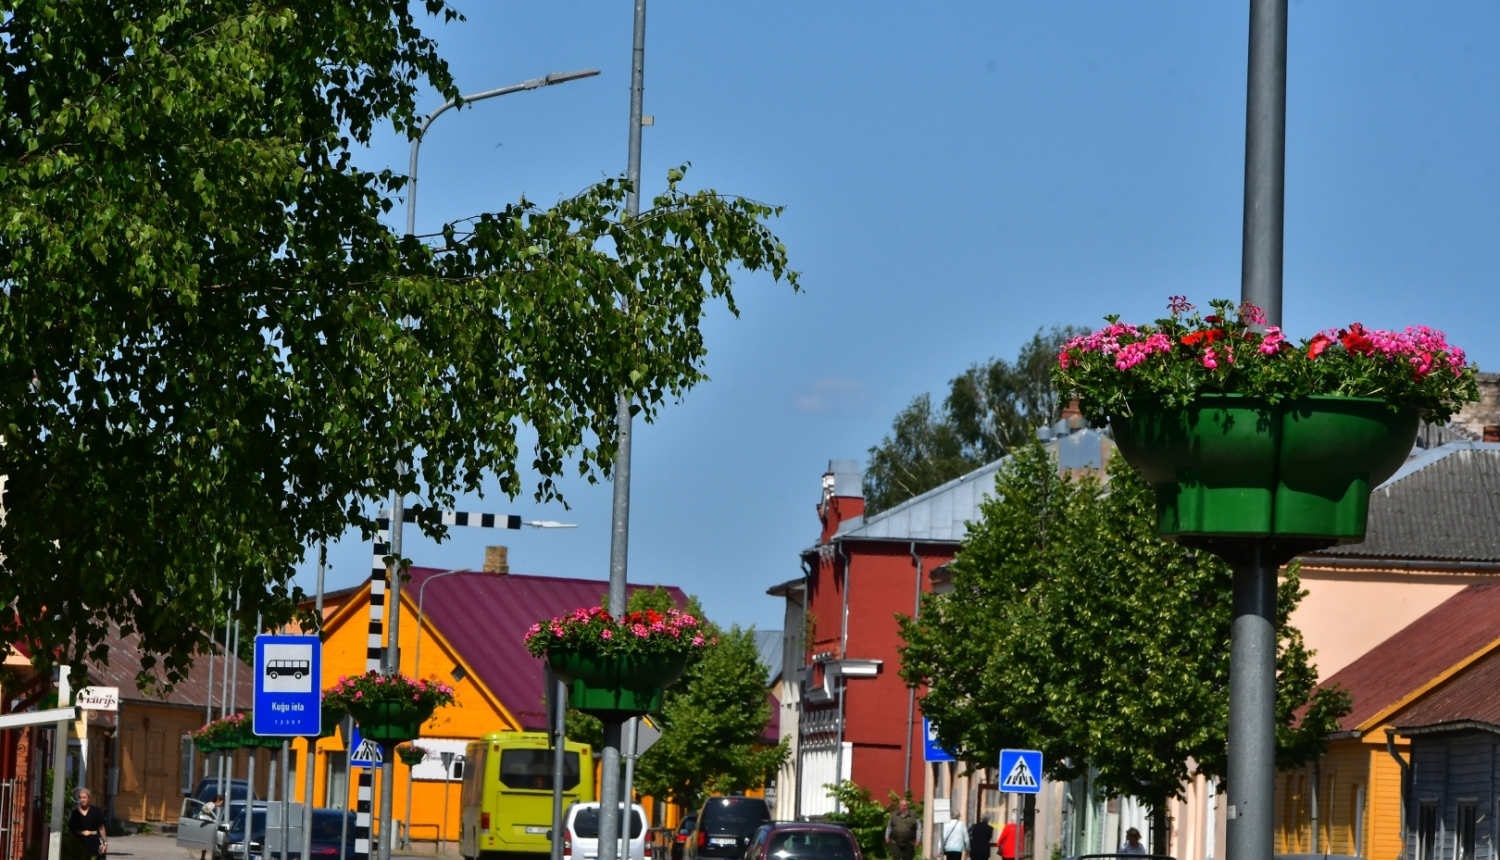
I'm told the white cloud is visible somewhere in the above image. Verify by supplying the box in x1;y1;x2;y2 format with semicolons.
795;376;867;414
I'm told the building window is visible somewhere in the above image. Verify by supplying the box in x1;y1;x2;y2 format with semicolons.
1456;803;1478;860
325;752;348;809
1418;803;1439;860
1352;784;1365;857
179;735;195;795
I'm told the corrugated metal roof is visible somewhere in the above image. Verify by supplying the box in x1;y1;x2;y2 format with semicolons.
830;428;1111;544
407;567;688;731
1316;582;1500;731
1319;442;1500;562
754;629;782;685
80;627;255;711
1393;640;1500;730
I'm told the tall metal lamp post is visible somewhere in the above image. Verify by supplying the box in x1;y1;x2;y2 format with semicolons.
376;67;598;860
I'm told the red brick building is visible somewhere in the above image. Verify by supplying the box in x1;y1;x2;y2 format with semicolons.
769;421;1113;827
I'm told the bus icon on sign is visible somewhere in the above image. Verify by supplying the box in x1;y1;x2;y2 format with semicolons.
266;659;311;680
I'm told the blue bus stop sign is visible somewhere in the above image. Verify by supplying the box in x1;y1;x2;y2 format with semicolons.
253;634;322;737
998;749;1043;795
923;718;956;763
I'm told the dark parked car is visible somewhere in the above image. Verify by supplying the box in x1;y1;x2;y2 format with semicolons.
670;813;698;860
687;797;771;860
225;807;358;860
192;778;251;804
743;823;861;860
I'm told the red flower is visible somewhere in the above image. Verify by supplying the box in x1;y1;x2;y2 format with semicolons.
1340;323;1375;357
1181;329;1224;347
1307;334;1333;359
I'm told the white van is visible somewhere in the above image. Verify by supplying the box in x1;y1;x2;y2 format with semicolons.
564;802;648;860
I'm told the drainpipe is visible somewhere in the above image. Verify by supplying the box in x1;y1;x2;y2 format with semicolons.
1387;729;1410;860
833;672;847;814
796;557;811;822
904;542;923;797
1311;759;1320;852
837;543;850;659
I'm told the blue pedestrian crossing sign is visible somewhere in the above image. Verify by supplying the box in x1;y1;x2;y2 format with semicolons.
253;634;322;737
998;749;1043;794
348;725;382;768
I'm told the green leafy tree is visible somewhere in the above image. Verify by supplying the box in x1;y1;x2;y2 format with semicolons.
863;327;1085;514
823;782;921;860
0;1;796;683
631;587;788;811
900;445;1349;854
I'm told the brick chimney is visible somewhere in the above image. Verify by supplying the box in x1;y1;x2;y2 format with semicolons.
484;546;510;575
1485;426;1499;443
817;459;865;544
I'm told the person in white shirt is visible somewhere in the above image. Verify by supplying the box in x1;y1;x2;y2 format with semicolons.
941;815;970;860
1119;827;1149;856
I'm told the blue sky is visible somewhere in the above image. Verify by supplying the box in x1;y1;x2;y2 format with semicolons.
299;1;1500;632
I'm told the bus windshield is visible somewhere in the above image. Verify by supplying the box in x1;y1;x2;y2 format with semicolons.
499;749;580;791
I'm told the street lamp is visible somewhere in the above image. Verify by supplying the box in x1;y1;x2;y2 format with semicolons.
404;68;602;237
401;566;471;848
380;67;598;860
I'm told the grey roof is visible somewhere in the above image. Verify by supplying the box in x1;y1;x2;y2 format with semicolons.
754;629;784;685
829;427;1112;544
1317;441;1500;563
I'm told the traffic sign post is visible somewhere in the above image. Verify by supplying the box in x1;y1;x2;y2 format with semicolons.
998;749;1042;794
922;718;955;763
254;635;323;737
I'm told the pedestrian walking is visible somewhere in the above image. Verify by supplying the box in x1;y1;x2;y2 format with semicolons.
969;815;994;860
1119;828;1148;856
68;789;108;859
885;800;920;860
997;820;1023;860
940;815;969;860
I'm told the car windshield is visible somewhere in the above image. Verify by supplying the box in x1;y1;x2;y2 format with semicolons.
701;800;770;835
309;811;355;841
678;816;698;835
766;831;856;860
573;808;644;839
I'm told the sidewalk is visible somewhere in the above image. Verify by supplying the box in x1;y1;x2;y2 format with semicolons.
104;834;201;860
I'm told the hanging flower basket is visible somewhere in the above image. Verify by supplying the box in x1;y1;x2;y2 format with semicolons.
323;673;455;744
396;744;428;767
1056;297;1476;543
193;713;250;753
318;703;345;741
526;607;709;718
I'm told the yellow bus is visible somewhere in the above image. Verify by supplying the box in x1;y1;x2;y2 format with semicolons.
459;731;595;859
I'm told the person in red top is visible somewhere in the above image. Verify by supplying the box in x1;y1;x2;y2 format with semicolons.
997;821;1024;860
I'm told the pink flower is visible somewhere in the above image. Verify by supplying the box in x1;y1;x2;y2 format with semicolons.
601;629;613;640
692;636;705;646
1202;348;1219;370
1239;302;1267;325
1259;327;1287;355
1168;295;1195;315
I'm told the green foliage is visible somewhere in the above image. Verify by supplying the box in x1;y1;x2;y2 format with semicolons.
0;1;796;685
899;444;1349;808
633;621;789;811
822;782;921;860
864;327;1084;514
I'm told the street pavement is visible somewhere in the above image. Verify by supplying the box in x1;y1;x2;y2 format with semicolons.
101;833;460;860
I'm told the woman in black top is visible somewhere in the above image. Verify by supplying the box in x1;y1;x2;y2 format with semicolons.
68;789;108;858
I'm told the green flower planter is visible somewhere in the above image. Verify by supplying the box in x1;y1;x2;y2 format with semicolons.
1111;395;1417;543
1274;396;1418;541
319;705;345;740
1110;394;1280;537
346;698;435;743
547;649;689;718
397;745;427;767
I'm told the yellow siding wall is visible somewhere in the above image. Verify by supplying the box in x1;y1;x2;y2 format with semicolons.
293;586;522;845
1272;736;1409;860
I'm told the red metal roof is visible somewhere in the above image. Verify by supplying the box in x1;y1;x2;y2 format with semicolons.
1319;582;1500;731
80;627;255;712
1393;641;1500;730
404;567;688;731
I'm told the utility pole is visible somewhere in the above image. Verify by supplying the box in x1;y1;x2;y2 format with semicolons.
599;5;648;860
47;665;72;860
1229;4;1287;860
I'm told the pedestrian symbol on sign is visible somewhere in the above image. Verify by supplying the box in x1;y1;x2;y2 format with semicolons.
998;749;1043;795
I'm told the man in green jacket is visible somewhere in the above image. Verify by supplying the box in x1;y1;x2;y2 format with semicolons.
885;800;920;860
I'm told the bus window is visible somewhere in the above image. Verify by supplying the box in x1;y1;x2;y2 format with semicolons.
499;749;580;791
461;743;485;807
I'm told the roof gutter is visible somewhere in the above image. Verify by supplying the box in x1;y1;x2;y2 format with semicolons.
1299;556;1500;574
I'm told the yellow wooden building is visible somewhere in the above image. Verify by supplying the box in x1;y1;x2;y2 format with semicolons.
288;563;689;848
1274;583;1500;858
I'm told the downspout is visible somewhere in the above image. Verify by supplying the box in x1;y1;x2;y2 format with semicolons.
834;542;850;813
904;542;922;797
795;556;811;822
1311;759;1320;853
1387;729;1410;860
